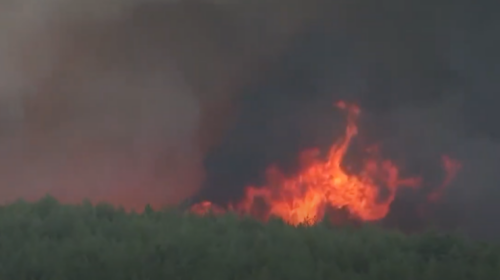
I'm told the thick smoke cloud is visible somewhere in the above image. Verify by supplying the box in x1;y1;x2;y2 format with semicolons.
194;0;500;239
0;0;323;209
198;0;462;199
0;0;203;208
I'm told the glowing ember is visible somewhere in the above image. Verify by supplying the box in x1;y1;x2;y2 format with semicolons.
191;101;461;225
190;201;226;215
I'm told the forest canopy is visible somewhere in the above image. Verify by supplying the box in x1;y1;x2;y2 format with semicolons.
0;196;499;280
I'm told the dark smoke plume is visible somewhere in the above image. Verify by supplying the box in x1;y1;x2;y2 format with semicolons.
193;0;500;240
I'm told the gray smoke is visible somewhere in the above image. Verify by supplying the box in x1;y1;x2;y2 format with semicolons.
0;0;325;209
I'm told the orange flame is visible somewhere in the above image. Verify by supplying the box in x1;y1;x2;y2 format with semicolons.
192;101;460;225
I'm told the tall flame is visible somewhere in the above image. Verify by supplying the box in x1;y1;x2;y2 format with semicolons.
192;101;461;225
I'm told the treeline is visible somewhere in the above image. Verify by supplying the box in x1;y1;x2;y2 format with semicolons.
0;196;498;280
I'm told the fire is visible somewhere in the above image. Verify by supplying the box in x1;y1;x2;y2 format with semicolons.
427;155;462;202
191;101;461;225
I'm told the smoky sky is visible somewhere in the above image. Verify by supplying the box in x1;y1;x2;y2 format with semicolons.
1;0;500;240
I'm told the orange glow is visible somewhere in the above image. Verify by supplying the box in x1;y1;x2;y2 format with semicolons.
191;101;461;225
427;155;462;202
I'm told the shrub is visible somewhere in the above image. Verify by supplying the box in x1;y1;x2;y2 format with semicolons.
0;196;498;280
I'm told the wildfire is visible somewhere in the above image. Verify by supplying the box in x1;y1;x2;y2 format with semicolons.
191;101;461;225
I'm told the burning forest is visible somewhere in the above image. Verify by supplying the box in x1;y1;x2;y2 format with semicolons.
0;0;500;240
190;101;462;228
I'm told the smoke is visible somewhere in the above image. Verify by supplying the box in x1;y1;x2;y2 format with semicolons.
0;0;199;208
0;0;326;209
193;0;500;240
197;0;461;202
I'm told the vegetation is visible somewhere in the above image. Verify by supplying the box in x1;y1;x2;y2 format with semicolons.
0;196;499;280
